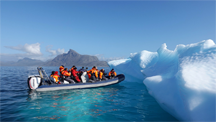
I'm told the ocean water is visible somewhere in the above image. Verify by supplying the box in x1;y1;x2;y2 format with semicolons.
0;66;178;121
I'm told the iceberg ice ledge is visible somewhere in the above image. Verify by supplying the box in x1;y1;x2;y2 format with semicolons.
108;39;216;121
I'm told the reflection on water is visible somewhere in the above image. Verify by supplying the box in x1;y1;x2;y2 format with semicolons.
26;85;126;121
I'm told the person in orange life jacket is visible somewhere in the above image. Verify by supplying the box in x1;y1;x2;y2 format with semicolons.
99;69;108;81
62;68;75;84
59;65;64;78
59;65;64;72
53;71;61;84
96;68;99;76
109;69;117;78
87;72;91;79
72;67;81;82
50;71;55;77
96;68;100;80
86;67;92;79
70;65;76;71
59;65;64;73
49;71;55;83
88;66;98;81
87;67;92;79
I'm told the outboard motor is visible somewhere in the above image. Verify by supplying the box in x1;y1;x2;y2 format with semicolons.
27;75;41;90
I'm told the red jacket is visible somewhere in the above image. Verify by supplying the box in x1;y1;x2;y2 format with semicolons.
72;70;81;82
72;70;79;77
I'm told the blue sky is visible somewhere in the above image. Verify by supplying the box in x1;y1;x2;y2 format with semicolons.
1;1;215;62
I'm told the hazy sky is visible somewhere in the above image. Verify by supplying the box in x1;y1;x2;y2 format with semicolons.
1;0;215;62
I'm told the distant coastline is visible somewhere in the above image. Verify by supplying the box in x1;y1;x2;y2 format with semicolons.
0;49;109;67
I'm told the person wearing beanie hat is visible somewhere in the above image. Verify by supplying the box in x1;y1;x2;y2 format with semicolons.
99;69;108;81
70;65;76;71
50;71;55;77
72;67;81;82
62;68;75;84
87;66;98;81
59;65;65;76
109;69;117;78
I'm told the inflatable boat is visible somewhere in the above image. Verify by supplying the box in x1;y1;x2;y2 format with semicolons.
27;67;125;91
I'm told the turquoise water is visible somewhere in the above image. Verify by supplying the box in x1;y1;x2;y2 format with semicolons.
0;66;178;121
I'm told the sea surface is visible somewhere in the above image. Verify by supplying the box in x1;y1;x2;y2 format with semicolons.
0;66;178;121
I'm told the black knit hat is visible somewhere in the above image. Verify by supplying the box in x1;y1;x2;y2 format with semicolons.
51;71;55;75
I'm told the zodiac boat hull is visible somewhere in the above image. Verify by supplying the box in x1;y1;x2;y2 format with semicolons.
28;74;125;91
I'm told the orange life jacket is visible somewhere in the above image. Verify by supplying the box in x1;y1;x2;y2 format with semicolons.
87;68;98;78
59;66;64;72
50;74;59;83
62;70;71;77
99;71;103;79
109;71;117;77
53;74;59;82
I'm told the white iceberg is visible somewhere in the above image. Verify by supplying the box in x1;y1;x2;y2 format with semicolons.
108;39;216;121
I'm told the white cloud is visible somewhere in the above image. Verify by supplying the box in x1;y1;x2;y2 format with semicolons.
1;43;66;62
5;43;42;55
1;43;46;62
46;45;65;56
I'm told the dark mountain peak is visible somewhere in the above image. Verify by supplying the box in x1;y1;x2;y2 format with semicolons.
67;49;80;57
45;49;108;66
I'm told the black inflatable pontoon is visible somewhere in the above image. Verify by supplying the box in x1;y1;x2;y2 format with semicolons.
27;67;125;91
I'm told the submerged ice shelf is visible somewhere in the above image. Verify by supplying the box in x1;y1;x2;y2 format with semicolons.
108;39;216;121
